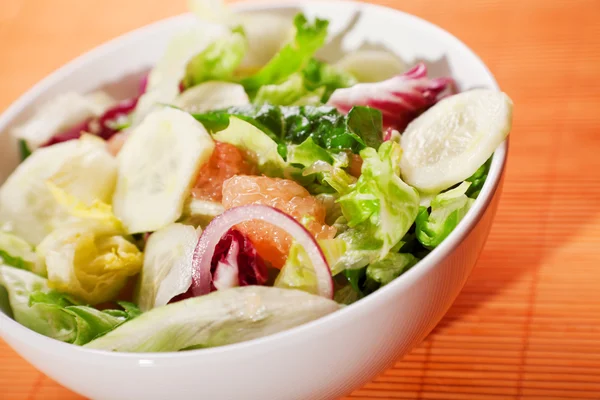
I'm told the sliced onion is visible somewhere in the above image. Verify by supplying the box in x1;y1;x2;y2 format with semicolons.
191;205;334;299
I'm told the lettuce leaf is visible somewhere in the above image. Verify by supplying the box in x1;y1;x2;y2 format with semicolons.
241;14;328;93
253;74;325;106
274;244;317;294
366;253;418;286
0;135;117;245
18;139;31;161
253;57;356;106
287;137;334;167
338;141;420;259
85;286;340;352
302;58;357;102
183;28;247;89
0;231;43;276
0;266;140;345
275;237;347;295
415;182;474;249
37;227;142;305
465;157;492;198
192;104;383;155
132;23;228;124
36;186;143;305
211;116;290;177
327;141;420;275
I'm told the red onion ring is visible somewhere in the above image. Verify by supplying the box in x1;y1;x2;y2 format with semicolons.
191;205;333;299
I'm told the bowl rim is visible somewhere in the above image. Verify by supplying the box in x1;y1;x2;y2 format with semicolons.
0;0;508;359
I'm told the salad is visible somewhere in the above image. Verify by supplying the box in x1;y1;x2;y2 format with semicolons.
0;2;512;353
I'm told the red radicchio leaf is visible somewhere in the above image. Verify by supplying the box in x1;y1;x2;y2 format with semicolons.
169;228;268;303
327;62;455;133
41;73;149;147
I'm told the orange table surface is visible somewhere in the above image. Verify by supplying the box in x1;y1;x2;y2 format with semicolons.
1;0;600;399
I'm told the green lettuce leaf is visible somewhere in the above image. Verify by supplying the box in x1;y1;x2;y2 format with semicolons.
337;141;420;259
183;27;247;89
302;58;357;102
274;243;318;295
0;231;40;274
287;137;334;167
192;104;383;155
253;74;325;106
465;157;492;198
287;137;359;195
275;238;347;295
18;139;31;161
366;253;418;286
345;106;384;150
253;57;357;105
211;116;290;177
85;286;340;352
0;266;140;345
336;253;418;300
241;14;328;93
416;182;474;249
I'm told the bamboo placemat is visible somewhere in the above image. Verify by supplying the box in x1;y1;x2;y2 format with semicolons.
1;0;600;398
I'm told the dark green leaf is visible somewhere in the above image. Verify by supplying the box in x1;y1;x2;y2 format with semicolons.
0;250;28;271
196;103;385;154
18;140;31;161
346;106;384;150
344;267;366;297
192;113;232;133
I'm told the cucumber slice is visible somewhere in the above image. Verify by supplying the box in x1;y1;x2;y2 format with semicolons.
113;107;215;234
399;89;512;193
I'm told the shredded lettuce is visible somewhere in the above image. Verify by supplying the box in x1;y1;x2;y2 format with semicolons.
330;141;419;274
415;182;474;249
0;266;140;345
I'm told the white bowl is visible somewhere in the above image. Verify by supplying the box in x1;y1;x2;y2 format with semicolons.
0;1;508;399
